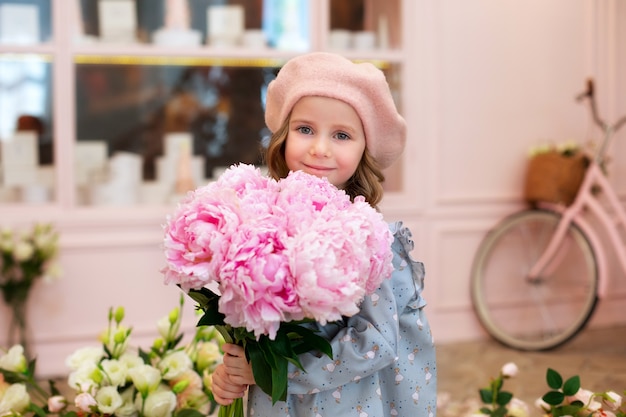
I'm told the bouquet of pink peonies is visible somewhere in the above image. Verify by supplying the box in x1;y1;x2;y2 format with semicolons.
162;164;394;414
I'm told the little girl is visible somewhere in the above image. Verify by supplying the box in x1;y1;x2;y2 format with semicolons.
211;52;437;417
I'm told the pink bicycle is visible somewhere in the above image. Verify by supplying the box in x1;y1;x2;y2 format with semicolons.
470;79;626;350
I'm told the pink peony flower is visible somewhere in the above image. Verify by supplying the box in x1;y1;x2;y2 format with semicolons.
162;164;394;340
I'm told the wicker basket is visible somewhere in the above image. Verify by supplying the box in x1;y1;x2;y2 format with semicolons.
523;151;589;206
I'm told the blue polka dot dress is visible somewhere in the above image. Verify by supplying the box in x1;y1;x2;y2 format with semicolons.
246;222;437;417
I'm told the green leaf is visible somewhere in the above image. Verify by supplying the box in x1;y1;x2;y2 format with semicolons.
492;406;508;417
28;402;47;417
542;390;565;406
268;330;303;370
269;351;288;403
479;388;493;404
175;408;207;417
479;407;492;415
497;391;513;406
562;404;585;415
196;308;226;327
562;375;581;396
283;324;333;359
246;342;273;398
546;368;563;389
184;286;216;310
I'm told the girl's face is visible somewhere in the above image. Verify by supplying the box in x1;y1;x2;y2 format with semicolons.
284;96;366;189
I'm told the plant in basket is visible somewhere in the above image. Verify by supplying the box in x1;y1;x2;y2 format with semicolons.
524;141;591;207
161;163;395;417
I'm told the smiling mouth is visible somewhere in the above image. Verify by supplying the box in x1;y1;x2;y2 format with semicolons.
303;164;333;173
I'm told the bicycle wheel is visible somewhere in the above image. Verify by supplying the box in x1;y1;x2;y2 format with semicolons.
471;209;598;350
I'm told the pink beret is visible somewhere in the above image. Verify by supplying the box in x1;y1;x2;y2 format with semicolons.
265;52;406;170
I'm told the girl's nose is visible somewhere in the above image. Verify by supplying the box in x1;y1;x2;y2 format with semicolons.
310;137;331;157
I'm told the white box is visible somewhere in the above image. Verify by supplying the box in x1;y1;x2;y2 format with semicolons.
98;0;137;43
75;141;108;186
156;155;205;188
164;132;194;160
207;5;244;46
1;131;38;168
0;4;40;44
2;165;38;186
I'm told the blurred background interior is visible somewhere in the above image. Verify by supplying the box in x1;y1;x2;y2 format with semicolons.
0;0;625;412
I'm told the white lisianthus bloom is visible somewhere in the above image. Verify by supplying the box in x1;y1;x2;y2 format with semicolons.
157;315;171;341
507;397;530;417
0;383;30;415
0;345;28;373
75;392;97;412
136;385;177;417
159;350;193;380
101;359;128;387
202;368;214;392
195;341;222;372
33;227;58;256
66;346;104;371
602;391;623;411
47;395;67;413
13;240;34;262
501;362;518;378
115;387;139;417
128;364;162;397
68;363;100;392
119;353;144;382
95;386;124;415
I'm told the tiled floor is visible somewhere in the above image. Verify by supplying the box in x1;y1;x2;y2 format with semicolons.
436;325;626;416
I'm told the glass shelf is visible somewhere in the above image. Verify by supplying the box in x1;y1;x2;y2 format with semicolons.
0;0;404;206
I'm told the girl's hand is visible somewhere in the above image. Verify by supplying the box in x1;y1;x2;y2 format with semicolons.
211;344;256;406
222;343;256;386
211;364;248;405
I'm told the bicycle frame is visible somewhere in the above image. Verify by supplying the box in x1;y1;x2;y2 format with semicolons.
528;160;626;299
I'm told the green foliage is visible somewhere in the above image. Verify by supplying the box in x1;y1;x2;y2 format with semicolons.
188;286;333;405
476;365;517;416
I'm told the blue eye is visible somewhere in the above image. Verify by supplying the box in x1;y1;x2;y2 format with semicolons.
335;132;350;140
297;126;313;135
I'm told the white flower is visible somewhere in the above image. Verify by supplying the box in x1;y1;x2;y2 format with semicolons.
128;364;162;396
157;315;171;341
115;386;139;417
501;362;518;378
95;386;124;414
0;383;30;415
136;385;177;417
67;363;100;392
202;368;214;392
158;350;193;380
602;391;623;411
0;345;28;373
75;391;97;412
13;241;34;262
507;397;529;417
66;346;104;371
195;341;222;372
119;353;144;382
47;395;67;413
101;358;129;387
569;388;602;412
